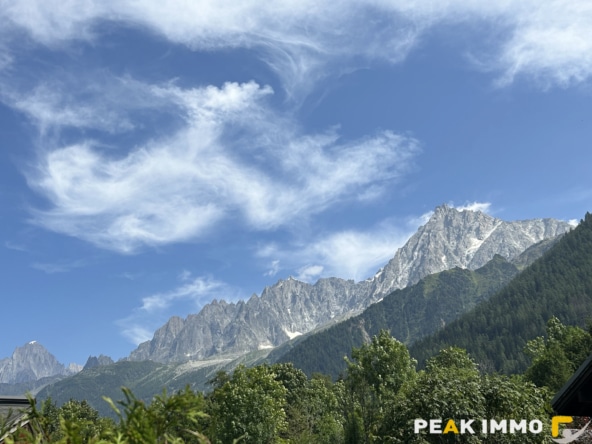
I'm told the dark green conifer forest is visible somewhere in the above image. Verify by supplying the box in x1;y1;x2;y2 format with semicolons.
274;254;520;378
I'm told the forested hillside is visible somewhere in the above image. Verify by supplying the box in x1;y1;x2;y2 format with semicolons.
274;254;519;377
410;213;592;373
275;214;592;379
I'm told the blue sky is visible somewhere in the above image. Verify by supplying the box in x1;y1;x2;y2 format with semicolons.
1;1;591;366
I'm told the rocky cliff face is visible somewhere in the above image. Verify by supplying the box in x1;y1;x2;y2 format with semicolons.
0;342;73;384
369;205;572;298
83;355;115;370
129;205;573;363
130;278;373;362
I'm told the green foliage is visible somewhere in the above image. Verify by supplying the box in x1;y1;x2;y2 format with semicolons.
208;365;288;444
392;348;551;443
1;339;560;444
3;395;113;444
283;375;344;443
398;348;486;443
105;386;209;443
347;330;417;398
343;330;417;443
8;397;115;443
482;374;547;420
525;317;592;392
56;399;113;442
3;389;210;444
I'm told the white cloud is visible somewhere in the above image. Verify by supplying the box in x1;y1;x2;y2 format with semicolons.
24;80;419;252
492;1;592;87
296;265;324;282
453;201;492;213
4;241;28;252
264;260;281;277
0;1;107;45
30;259;86;274
120;325;154;345
0;1;418;97
3;76;178;134
118;273;235;344
3;1;592;92
3;1;588;254
305;228;410;281
140;275;225;313
10;84;128;134
258;219;413;282
408;210;434;229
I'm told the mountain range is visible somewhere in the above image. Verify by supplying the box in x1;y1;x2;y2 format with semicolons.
0;205;575;403
128;205;572;363
36;211;592;418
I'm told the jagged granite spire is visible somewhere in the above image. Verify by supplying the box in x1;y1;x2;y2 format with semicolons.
0;342;71;384
369;204;571;296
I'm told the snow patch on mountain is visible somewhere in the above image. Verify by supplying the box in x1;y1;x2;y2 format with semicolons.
283;328;302;340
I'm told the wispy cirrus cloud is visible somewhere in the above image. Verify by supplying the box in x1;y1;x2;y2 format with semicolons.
30;259;87;274
4;75;178;134
0;1;418;98
295;265;325;282
118;273;235;344
3;1;591;256
4;240;28;252
3;1;592;93
492;1;592;87
24;79;419;253
139;275;226;313
257;218;416;282
263;260;281;278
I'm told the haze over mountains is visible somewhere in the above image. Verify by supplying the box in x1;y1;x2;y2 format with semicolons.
0;205;574;396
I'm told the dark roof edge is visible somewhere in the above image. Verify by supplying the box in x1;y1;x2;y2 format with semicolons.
552;353;592;413
0;396;30;406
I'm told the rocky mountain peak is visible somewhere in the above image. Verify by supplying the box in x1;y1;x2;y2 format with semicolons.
369;207;571;296
83;355;115;370
0;342;73;384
